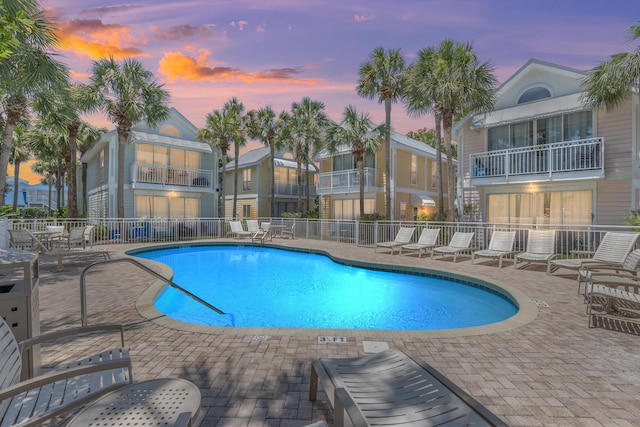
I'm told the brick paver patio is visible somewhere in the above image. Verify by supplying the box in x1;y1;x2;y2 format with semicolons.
33;238;640;426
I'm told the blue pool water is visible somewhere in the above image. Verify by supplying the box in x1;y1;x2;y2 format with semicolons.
134;245;517;330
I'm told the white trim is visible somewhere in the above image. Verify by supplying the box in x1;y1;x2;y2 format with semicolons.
131;131;212;153
472;93;587;129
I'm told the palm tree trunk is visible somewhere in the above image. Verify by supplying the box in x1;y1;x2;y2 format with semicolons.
219;149;227;218
269;139;276;217
443;113;456;221
232;142;239;219
384;98;392;220
82;162;88;216
435;113;444;218
0;121;17;201
67;122;79;219
296;143;303;213
305;160;310;214
116;130;127;219
12;160;20;211
358;157;365;218
57;158;63;209
47;180;52;216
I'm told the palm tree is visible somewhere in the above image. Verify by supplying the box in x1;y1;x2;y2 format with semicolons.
327;105;384;218
246;106;290;217
9;120;31;210
582;21;640;109
0;0;67;200
406;40;496;220
31;159;56;215
28;120;67;210
222;98;247;220
357;47;405;220
34;83;96;218
0;0;43;58
85;56;170;218
289;97;329;213
197;108;236;218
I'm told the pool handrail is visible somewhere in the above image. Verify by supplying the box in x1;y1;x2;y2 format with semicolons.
80;258;225;326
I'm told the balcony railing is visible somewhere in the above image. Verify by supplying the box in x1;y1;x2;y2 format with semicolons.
132;163;213;190
469;137;604;184
316;168;378;194
274;180;309;196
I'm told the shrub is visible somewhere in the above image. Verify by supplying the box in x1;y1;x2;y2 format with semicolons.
360;213;386;221
21;207;47;218
281;212;302;218
416;211;448;222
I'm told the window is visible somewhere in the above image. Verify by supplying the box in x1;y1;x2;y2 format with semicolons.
399;202;407;219
242;204;251;218
243;169;251;191
99;149;105;182
518;87;551;104
136;195;199;218
332;153;375;171
488;111;592;150
136;144;200;169
332;199;374;219
410;154;417;185
487;190;592;225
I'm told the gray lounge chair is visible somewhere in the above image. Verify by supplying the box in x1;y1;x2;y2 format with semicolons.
375;227;415;254
578;249;640;295
472;230;517;268
309;349;507;427
228;220;252;238
431;231;475;262
549;231;640;276
400;228;440;258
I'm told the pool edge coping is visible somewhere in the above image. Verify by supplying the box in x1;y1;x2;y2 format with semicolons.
127;240;539;338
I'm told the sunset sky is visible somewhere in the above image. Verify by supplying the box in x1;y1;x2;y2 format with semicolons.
17;0;637;184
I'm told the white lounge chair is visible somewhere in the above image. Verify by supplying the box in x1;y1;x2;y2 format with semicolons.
578;249;640;295
246;219;260;234
252;222;272;242
228;220;251;238
586;275;640;328
549;231;640;276
400;228;440;258
309;349;507;427
375;227;415;254
514;229;557;270
472;230;517;268
0;316;133;427
431;231;475;262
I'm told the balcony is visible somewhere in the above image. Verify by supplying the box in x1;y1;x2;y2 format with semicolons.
316;168;379;195
274;180;310;196
132;163;214;191
469;137;604;185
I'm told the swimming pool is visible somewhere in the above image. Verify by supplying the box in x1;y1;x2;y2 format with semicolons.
134;245;518;330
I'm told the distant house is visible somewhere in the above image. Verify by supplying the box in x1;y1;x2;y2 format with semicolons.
453;59;639;226
314;129;455;220
4;177;65;212
80;108;218;219
223;147;318;219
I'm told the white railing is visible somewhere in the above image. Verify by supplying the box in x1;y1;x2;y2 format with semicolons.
470;137;604;182
132;163;213;189
316;168;377;194
6;217;638;261
274;180;309;196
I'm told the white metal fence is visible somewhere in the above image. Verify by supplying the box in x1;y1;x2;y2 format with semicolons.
4;217;638;259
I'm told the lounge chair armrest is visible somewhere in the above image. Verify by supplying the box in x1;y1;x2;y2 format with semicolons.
0;357;132;402
173;412;194;427
19;324;126;354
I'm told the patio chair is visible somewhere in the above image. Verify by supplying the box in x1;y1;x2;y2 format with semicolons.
399;228;440;258
55;226;88;249
431;231;475;262
228;220;251;238
309;349;507;427
472;230;517;268
281;223;296;239
375;227;415;254
0;316;133;427
8;229;42;252
514;230;558;270
549;231;640;276
578;249;640;295
15;228;111;270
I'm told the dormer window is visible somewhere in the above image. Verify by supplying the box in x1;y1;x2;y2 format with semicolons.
518;87;551;104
